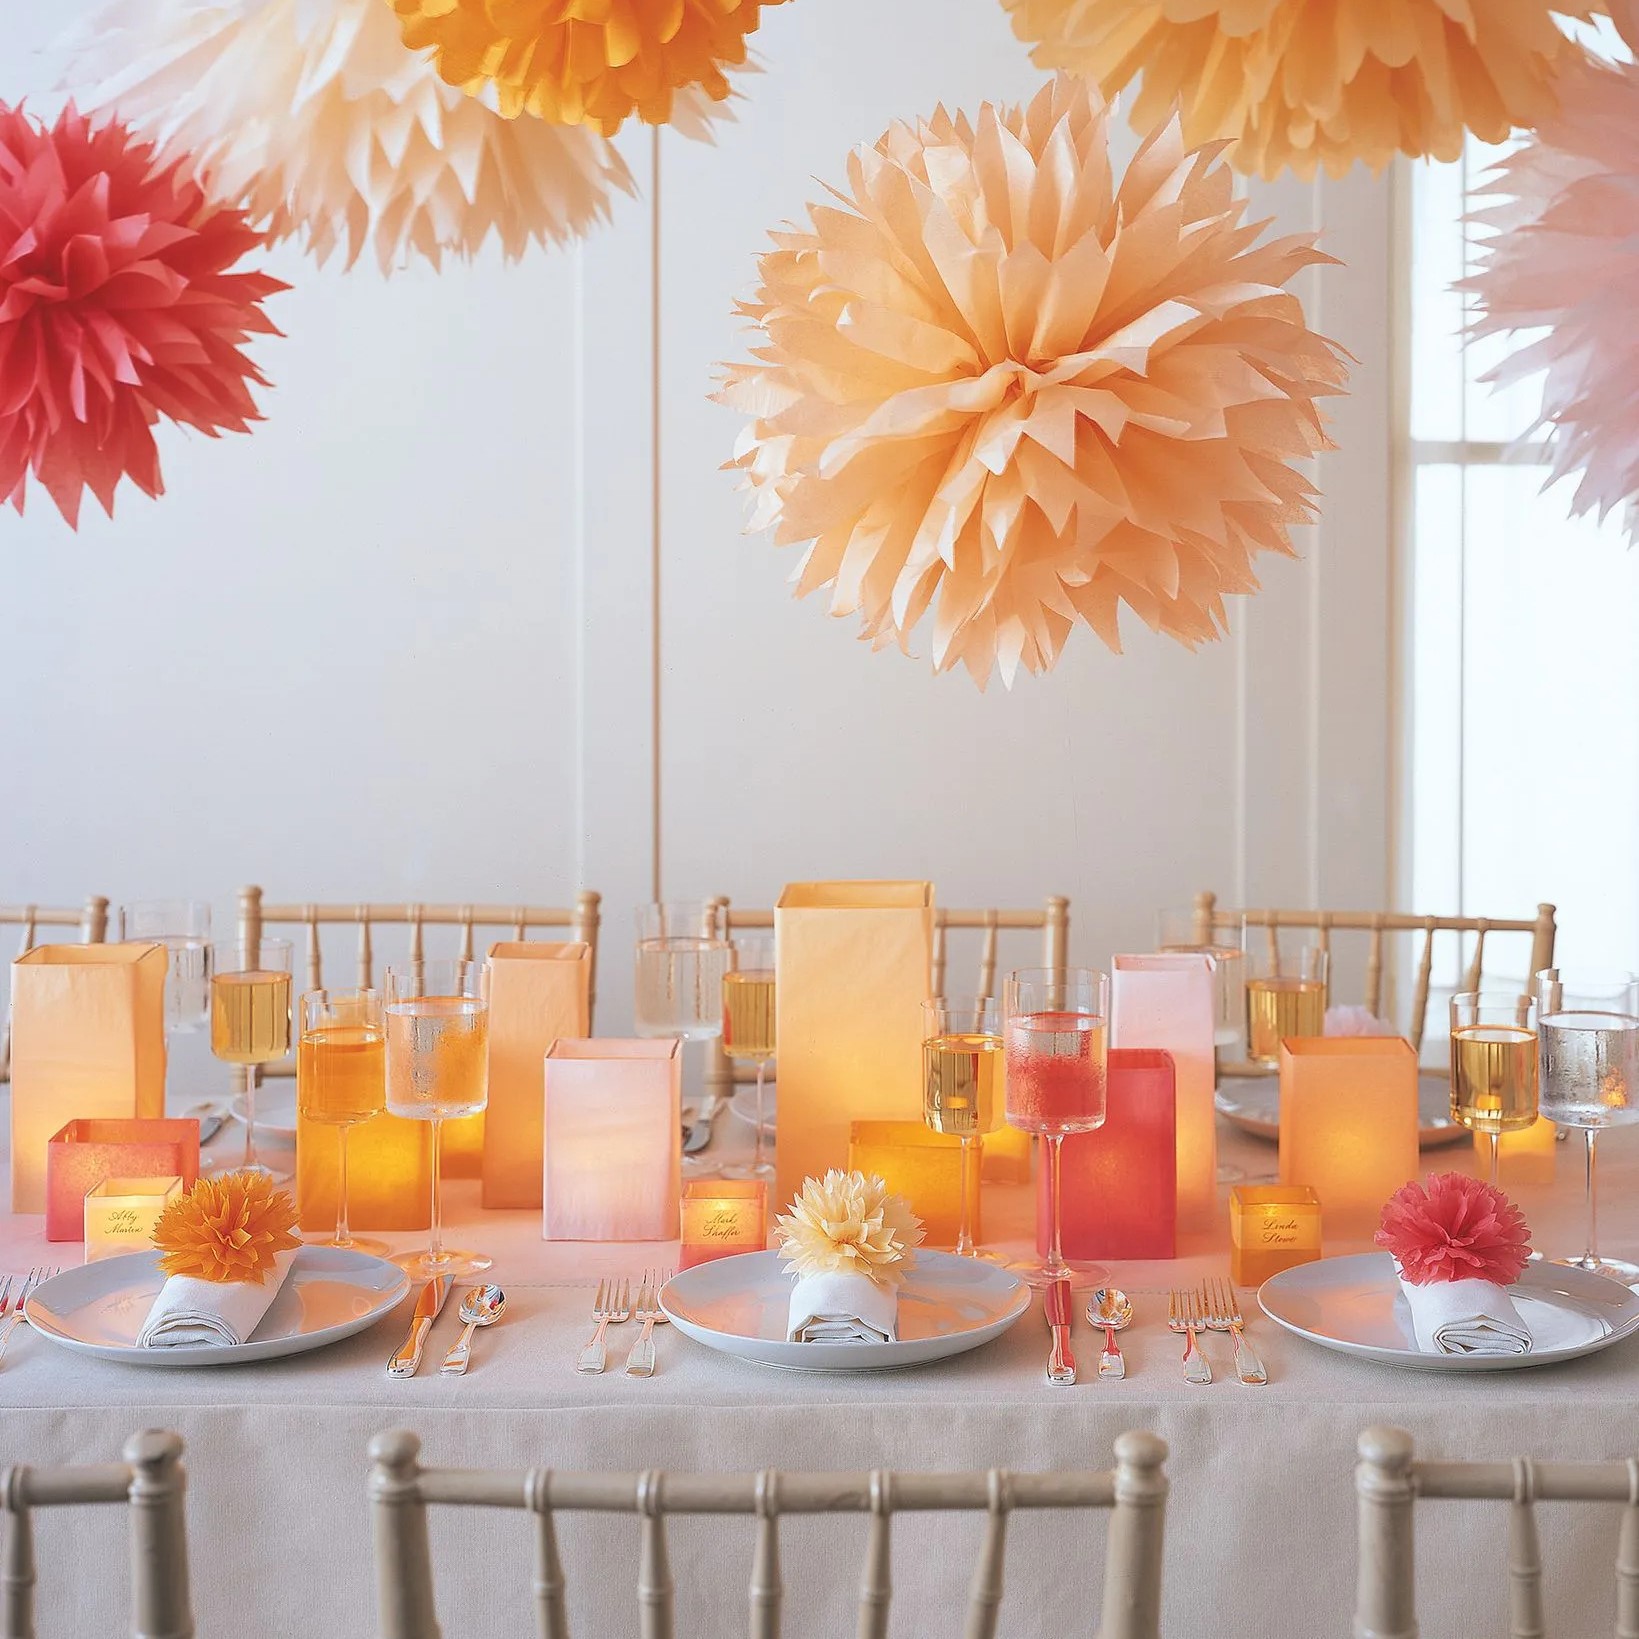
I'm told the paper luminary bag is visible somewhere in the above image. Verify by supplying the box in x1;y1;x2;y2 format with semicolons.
773;881;934;1209
480;941;591;1209
296;1109;432;1233
1043;1050;1176;1260
1110;953;1216;1231
10;944;167;1213
848;1120;980;1248
543;1039;680;1241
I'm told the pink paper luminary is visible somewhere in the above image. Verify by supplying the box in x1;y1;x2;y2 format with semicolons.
543;1039;680;1242
1040;1049;1176;1261
45;1119;200;1243
680;1180;767;1269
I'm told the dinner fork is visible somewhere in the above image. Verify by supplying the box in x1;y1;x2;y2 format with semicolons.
624;1269;672;1379
575;1277;631;1375
0;1269;54;1366
1199;1276;1268;1386
1166;1288;1213;1386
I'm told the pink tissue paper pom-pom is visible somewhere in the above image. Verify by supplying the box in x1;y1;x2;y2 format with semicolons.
1375;1172;1532;1287
1324;1005;1397;1037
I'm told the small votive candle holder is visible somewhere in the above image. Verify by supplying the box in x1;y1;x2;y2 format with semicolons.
46;1119;201;1243
83;1175;183;1264
1229;1184;1322;1288
679;1180;767;1269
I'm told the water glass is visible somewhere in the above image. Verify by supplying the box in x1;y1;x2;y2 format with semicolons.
210;936;292;1178
634;901;730;1041
119;900;212;1033
1241;928;1328;1070
1536;968;1639;1280
922;996;1002;1260
1450;990;1539;1186
385;959;491;1280
719;934;775;1179
298;988;387;1256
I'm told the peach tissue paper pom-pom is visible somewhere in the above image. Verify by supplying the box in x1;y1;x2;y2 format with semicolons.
153;1170;301;1285
1375;1172;1532;1287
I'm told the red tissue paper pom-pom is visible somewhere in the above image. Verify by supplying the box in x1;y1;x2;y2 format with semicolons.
1375;1172;1532;1287
0;101;286;528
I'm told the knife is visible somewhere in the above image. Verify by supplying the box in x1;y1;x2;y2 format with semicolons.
387;1277;453;1378
1045;1278;1077;1386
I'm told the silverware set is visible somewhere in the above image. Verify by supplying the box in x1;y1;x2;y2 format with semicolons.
577;1270;672;1377
0;1268;57;1366
386;1278;508;1379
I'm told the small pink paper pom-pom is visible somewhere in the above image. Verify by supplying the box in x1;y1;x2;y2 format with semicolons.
1375;1172;1532;1287
1325;1005;1397;1037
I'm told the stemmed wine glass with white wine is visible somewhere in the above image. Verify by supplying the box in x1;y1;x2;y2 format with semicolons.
719;934;775;1179
210;936;292;1178
1242;924;1328;1071
1450;990;1539;1186
922;996;1003;1259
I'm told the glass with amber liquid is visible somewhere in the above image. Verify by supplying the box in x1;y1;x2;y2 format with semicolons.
922;997;1003;1259
1242;929;1328;1070
1450;990;1539;1185
385;958;491;1280
210;936;292;1178
720;935;776;1179
299;988;387;1255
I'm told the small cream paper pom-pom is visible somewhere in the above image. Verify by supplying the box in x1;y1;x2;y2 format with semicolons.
775;1170;924;1289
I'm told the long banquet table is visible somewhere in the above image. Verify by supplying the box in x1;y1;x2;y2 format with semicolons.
3;1089;1637;1639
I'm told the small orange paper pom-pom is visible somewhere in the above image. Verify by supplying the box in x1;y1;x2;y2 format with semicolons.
153;1171;301;1285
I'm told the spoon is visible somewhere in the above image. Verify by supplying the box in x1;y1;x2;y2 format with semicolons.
1087;1287;1132;1380
439;1285;506;1376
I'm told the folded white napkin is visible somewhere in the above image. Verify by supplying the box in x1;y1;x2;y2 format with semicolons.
1399;1275;1533;1357
787;1271;899;1344
138;1251;299;1349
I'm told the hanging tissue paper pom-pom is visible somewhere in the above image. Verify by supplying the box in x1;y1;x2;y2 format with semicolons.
0;102;284;528
1469;4;1639;543
1001;0;1604;179
715;77;1350;686
153;1171;302;1285
388;0;788;134
69;0;636;275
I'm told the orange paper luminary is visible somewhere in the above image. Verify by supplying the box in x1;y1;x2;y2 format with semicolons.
481;941;591;1209
1042;1049;1176;1260
46;1119;200;1242
1111;954;1216;1231
680;1179;767;1269
980;1124;1033;1184
297;1109;432;1233
1279;1037;1419;1239
848;1120;980;1249
543;1039;680;1241
773;882;933;1211
1479;1117;1558;1186
1230;1184;1321;1286
10;944;167;1214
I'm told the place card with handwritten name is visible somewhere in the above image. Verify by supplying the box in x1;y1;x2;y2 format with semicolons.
680;1180;767;1269
84;1175;183;1264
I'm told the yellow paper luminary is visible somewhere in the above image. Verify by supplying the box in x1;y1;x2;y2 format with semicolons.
848;1120;979;1250
298;1110;431;1233
1480;1116;1558;1186
84;1175;183;1263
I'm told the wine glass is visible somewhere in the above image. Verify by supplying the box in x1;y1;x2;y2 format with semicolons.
1535;968;1639;1281
634;901;730;1042
1157;906;1245;1056
1242;926;1328;1071
922;996;1003;1260
1450;990;1539;1186
719;934;775;1179
384;958;491;1280
298;988;388;1256
119;900;212;1034
210;936;292;1178
1003;967;1108;1288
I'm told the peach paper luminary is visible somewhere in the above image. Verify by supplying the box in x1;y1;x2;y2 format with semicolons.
773;882;933;1210
1480;1116;1558;1186
848;1120;979;1249
84;1175;182;1263
680;1180;767;1269
46;1119;200;1242
10;943;167;1213
543;1039;680;1241
1043;1050;1176;1261
297;1109;431;1233
1111;954;1216;1231
1279;1037;1419;1238
1230;1185;1321;1286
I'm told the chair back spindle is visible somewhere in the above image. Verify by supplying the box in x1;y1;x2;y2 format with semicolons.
962;1471;1009;1639
749;1471;781;1639
637;1472;674;1639
856;1472;892;1639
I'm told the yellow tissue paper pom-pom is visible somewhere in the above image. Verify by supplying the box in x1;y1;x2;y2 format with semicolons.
153;1171;301;1285
775;1170;924;1288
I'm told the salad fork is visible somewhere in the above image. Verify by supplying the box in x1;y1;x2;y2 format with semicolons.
624;1270;672;1379
1199;1276;1267;1386
0;1269;54;1366
1166;1288;1212;1386
575;1278;631;1375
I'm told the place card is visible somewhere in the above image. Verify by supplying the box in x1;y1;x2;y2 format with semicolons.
84;1175;182;1263
1230;1184;1321;1286
679;1180;767;1268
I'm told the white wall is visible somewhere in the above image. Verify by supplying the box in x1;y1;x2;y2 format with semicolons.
3;1;1396;1031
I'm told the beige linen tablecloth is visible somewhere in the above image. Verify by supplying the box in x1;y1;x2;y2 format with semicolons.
2;1094;1637;1638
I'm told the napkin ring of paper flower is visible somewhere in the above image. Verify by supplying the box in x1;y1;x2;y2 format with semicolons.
1375;1172;1531;1287
152;1171;301;1285
774;1170;924;1288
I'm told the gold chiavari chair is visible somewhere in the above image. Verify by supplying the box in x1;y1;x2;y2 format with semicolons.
1354;1426;1639;1639
1;1430;193;1639
701;895;1069;1105
1190;891;1557;1074
237;885;602;1082
368;1427;1168;1639
0;898;109;1084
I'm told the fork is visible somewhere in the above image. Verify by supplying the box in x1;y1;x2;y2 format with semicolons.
624;1269;672;1379
575;1277;631;1375
1166;1288;1213;1386
0;1269;53;1366
1199;1276;1267;1386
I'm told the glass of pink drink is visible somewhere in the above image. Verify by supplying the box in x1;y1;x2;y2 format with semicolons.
1003;967;1109;1288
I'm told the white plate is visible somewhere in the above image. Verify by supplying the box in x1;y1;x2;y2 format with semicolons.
231;1083;299;1140
1259;1252;1639;1372
1216;1070;1469;1149
660;1250;1029;1373
23;1247;410;1366
729;1087;777;1136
